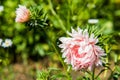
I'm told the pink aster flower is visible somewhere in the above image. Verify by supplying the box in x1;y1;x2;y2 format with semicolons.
15;5;30;22
59;28;105;71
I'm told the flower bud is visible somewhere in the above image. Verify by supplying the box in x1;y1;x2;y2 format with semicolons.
15;5;30;23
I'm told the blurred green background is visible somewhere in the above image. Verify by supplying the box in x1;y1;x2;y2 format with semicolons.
0;0;120;80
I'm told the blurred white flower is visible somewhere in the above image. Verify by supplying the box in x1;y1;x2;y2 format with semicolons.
88;19;99;24
2;39;12;48
0;5;4;12
0;38;3;46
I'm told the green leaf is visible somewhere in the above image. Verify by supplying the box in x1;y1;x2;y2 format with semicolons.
50;73;67;80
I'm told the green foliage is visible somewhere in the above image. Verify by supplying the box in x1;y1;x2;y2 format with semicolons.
0;0;120;80
36;68;67;80
0;0;117;61
26;6;48;30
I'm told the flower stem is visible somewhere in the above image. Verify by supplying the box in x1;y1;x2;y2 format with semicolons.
33;26;35;48
92;67;95;80
42;28;66;69
42;28;72;80
48;0;66;32
51;43;66;70
104;44;109;78
51;42;72;80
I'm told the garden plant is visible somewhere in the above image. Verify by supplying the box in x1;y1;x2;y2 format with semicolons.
0;0;120;80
